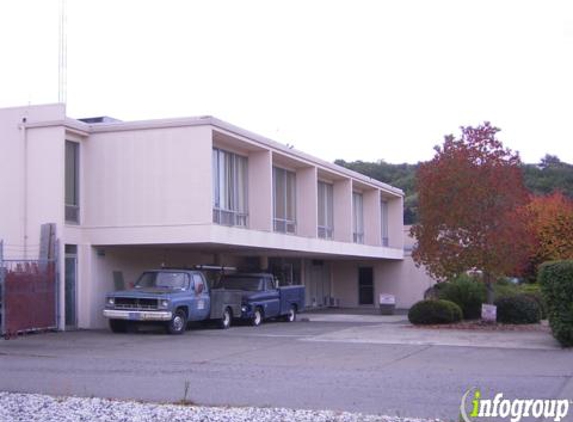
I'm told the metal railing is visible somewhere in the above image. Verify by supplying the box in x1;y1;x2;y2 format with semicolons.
213;208;248;227
273;218;296;234
317;226;333;239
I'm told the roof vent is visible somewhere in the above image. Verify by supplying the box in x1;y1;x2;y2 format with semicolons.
78;116;122;124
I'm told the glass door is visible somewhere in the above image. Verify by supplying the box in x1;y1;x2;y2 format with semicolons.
65;245;77;328
358;267;374;305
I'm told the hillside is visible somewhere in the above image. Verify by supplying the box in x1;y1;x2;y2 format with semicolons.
335;154;573;224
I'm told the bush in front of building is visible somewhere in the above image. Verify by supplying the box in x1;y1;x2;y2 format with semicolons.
436;275;486;320
519;283;548;319
493;277;521;300
408;299;463;325
539;261;573;347
494;294;541;324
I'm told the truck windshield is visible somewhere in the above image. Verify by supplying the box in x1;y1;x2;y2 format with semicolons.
219;277;262;291
135;272;189;290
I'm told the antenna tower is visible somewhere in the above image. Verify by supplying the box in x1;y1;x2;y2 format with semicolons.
58;0;67;104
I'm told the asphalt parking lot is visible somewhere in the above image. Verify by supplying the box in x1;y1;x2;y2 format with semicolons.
1;315;572;421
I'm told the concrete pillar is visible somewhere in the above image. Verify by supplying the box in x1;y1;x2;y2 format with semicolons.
364;189;382;246
333;178;352;242
296;166;318;238
387;196;404;249
248;150;273;231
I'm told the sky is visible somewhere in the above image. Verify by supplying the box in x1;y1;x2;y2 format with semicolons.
1;0;572;164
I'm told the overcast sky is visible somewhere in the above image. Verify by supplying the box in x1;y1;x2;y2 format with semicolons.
1;1;572;164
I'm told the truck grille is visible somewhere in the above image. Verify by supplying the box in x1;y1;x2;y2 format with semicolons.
114;298;159;310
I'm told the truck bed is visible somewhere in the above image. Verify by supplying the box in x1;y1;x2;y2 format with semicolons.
209;289;243;320
278;285;305;315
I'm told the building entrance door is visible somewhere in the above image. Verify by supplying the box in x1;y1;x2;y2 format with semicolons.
305;260;331;307
64;245;77;328
358;267;374;305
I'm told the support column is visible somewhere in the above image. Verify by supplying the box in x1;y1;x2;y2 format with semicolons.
248;150;273;231
333;179;352;242
296;166;318;238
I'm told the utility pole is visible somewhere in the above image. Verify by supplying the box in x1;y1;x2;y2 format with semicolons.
58;0;67;104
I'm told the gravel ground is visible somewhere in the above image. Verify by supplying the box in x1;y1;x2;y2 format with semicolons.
0;392;445;422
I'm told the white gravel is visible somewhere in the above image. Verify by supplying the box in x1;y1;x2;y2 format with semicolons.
0;392;444;422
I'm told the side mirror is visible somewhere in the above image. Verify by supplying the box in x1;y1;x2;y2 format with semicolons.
195;282;204;294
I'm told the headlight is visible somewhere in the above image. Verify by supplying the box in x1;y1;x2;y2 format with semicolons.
107;297;115;306
158;299;170;309
241;305;247;313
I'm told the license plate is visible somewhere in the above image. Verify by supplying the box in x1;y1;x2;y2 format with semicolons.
128;312;141;321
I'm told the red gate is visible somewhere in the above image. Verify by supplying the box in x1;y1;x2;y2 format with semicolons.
1;260;57;339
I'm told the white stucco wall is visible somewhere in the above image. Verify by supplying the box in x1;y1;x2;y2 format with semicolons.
84;125;213;228
0;104;66;260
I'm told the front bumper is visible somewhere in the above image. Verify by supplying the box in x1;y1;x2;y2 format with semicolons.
103;309;173;321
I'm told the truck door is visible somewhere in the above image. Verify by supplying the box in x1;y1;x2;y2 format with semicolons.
264;277;281;317
189;273;210;321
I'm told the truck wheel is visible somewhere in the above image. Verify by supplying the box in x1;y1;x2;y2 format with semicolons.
166;309;187;335
109;319;127;333
218;307;232;330
283;305;297;322
251;308;263;327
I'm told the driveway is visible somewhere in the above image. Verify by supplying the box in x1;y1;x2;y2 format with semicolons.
0;316;571;421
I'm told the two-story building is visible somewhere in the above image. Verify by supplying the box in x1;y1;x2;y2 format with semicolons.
0;103;429;330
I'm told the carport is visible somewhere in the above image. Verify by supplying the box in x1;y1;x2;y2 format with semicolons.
76;243;344;330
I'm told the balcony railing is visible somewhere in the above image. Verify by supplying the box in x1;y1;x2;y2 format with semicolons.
317;225;333;240
273;218;296;234
353;232;364;244
213;208;248;227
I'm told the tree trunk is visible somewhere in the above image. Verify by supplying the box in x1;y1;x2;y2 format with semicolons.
484;272;495;305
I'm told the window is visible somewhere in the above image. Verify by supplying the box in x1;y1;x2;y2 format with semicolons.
212;148;248;226
192;274;205;293
273;167;296;233
381;199;389;246
264;278;276;291
135;272;190;290
317;181;334;239
352;192;364;244
65;141;80;223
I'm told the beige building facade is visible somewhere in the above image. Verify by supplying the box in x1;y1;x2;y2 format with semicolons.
0;104;433;329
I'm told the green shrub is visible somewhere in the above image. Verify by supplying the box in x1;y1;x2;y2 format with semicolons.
539;261;573;347
408;299;463;325
493;282;520;300
437;275;486;320
519;284;548;319
495;294;541;324
423;282;448;300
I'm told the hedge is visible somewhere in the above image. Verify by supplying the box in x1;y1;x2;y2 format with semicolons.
539;261;573;347
408;299;463;325
495;294;541;324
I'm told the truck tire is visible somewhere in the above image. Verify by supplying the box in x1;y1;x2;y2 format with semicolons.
166;309;187;335
251;307;263;327
218;307;232;329
109;319;128;333
282;305;297;322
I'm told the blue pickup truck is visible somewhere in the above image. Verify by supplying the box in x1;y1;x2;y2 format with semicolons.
217;273;305;326
103;267;242;334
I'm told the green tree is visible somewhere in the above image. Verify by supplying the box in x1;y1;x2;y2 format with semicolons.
522;154;573;198
335;159;419;223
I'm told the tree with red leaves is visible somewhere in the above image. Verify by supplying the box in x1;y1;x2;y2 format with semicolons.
526;192;573;274
411;122;532;303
